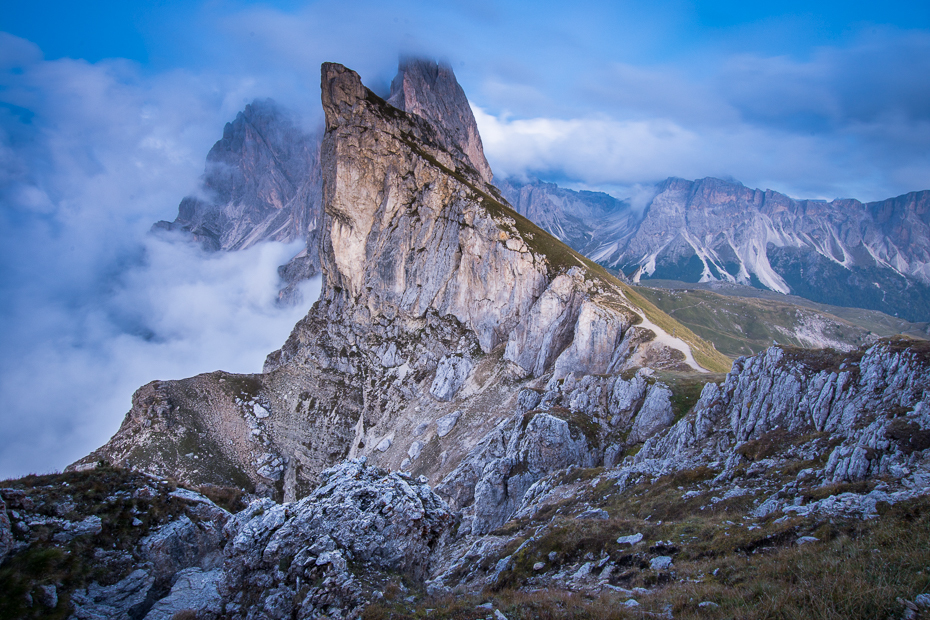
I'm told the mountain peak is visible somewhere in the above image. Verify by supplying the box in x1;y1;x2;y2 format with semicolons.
386;57;494;184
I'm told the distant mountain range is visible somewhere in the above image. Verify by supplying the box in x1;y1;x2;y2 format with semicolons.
500;177;930;322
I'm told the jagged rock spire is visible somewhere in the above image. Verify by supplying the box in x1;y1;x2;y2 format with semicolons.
387;57;494;184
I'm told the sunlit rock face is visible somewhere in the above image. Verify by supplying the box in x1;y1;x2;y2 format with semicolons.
77;61;696;502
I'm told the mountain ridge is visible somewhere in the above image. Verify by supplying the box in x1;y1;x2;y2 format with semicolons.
500;176;930;322
9;58;929;620
73;63;723;505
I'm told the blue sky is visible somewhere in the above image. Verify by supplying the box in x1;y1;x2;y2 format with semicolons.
1;0;929;478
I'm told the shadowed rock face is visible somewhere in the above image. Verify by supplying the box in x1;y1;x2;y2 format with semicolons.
387;57;494;185
154;99;323;256
77;62;699;501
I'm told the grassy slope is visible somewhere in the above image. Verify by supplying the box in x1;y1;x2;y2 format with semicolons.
479;193;732;374
363;468;930;620
633;286;882;358
639;280;930;348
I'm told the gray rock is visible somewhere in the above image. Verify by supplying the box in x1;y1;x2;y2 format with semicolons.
221;460;453;619
70;569;155;620
650;556;673;570
408;440;425;461
143;567;222;620
436;411;462;437
616;533;644;545
796;536;819;545
628;385;674;444
0;497;12;564
438;411;599;535
573;562;593;580
38;584;57;608
577;508;609;520
141;513;226;581
52;515;101;542
533;561;545;571
430;356;473;401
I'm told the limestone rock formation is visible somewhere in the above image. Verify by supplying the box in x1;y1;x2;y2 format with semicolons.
76;62;713;503
633;338;930;494
154;99;322;253
221;459;453;618
387;57;494;184
0;468;234;620
153;99;324;299
501;176;930;322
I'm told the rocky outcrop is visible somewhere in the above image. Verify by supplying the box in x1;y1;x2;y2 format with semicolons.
0;468;233;620
153;58;496;304
79;62;707;500
436;368;690;535
636;340;930;473
570;338;930;524
388;57;494;184
220;459;453;619
153;99;324;299
0;495;12;564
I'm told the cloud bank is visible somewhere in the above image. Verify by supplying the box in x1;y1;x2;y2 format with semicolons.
0;36;318;478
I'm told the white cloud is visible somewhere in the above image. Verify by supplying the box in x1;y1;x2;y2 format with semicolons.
0;35;321;478
0;237;319;479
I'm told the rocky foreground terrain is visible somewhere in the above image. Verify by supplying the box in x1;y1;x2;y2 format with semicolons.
3;60;929;619
4;337;929;619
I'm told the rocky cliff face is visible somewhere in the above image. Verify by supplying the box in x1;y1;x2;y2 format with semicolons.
75;63;718;506
387;58;494;185
153;59;496;304
501;176;930;322
153;100;324;299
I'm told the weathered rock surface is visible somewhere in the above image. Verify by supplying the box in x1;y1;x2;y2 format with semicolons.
0;496;12;564
78;62;704;500
153;99;324;301
142;567;223;620
387;57;494;184
220;459;453;619
501;176;930;322
0;468;233;620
